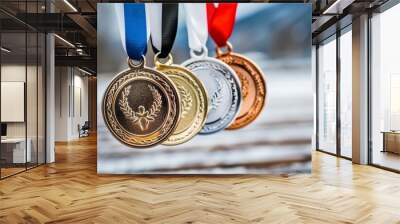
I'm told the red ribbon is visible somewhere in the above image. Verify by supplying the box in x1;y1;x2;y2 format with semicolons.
206;3;238;48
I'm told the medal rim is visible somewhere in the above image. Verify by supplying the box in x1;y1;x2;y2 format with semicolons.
182;56;242;134
217;52;267;130
156;63;209;145
102;65;181;148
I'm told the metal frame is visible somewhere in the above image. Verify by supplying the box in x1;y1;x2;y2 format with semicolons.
316;44;320;151
336;27;341;157
367;11;373;166
0;0;47;180
315;22;353;162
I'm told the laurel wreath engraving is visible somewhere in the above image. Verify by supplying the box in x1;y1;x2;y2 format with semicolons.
210;79;223;111
177;85;192;118
119;85;162;131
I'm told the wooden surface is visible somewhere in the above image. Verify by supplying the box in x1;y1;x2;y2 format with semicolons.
1;135;400;223
383;131;400;154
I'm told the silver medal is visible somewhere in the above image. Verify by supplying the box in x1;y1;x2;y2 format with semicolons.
182;52;241;134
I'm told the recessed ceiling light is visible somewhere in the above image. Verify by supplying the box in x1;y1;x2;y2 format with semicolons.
54;34;75;48
1;47;11;53
77;67;93;76
63;0;78;12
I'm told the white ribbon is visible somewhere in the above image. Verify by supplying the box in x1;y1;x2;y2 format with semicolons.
147;4;163;51
114;3;151;55
183;3;208;55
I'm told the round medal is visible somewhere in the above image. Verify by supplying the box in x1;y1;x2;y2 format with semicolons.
154;54;208;145
102;59;180;148
182;50;241;134
216;43;266;129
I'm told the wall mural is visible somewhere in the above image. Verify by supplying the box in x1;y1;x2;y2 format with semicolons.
97;3;312;174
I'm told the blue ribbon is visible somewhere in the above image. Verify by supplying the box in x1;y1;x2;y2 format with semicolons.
124;3;147;60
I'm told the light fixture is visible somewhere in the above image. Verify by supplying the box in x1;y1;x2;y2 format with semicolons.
322;0;354;15
54;34;75;48
63;0;78;12
1;47;11;53
78;67;93;76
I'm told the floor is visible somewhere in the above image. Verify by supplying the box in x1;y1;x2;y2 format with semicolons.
373;150;400;171
0;167;25;178
0;135;400;224
1;163;43;179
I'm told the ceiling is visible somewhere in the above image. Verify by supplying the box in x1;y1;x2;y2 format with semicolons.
0;0;394;75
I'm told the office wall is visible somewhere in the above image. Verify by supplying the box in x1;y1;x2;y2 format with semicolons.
1;64;40;139
54;67;89;141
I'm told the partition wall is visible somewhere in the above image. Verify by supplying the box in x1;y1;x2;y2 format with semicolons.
0;1;47;179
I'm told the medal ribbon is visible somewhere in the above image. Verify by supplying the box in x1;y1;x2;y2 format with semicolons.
206;3;238;48
149;3;179;58
115;3;150;61
183;3;208;54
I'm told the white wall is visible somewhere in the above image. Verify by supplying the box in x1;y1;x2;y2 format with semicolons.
1;65;32;138
1;63;46;164
54;67;89;141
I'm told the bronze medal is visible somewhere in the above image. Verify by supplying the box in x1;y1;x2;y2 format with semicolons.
102;58;180;148
216;42;267;129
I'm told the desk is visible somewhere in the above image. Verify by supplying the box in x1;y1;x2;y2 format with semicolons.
382;131;400;155
1;138;31;163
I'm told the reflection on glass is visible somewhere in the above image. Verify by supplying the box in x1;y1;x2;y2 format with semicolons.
340;29;352;158
27;31;38;169
1;31;27;177
371;4;400;171
318;37;337;154
0;0;46;178
38;33;46;165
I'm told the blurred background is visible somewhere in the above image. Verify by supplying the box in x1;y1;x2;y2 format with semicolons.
97;3;313;174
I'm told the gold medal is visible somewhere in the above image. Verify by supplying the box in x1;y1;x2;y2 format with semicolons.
154;53;208;145
216;42;267;129
102;58;180;148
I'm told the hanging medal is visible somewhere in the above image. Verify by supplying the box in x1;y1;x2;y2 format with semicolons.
102;3;180;148
181;3;242;134
207;3;267;130
148;4;208;145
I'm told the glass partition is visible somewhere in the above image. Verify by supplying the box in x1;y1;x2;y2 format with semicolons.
0;1;46;179
38;32;45;165
370;4;400;171
27;30;38;169
317;36;337;154
339;28;352;158
1;30;28;177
